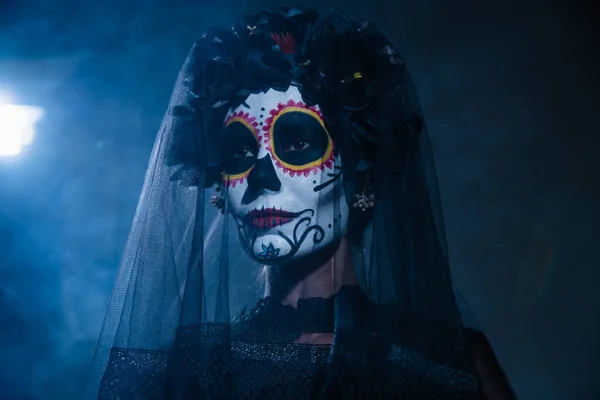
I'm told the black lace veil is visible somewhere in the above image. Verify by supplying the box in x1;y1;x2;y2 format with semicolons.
86;7;480;399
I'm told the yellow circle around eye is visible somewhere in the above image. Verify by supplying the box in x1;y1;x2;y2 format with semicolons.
223;153;254;182
222;117;258;181
269;107;333;172
226;116;257;133
223;168;253;182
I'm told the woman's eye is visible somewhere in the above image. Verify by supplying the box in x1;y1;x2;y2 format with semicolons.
284;140;310;152
233;147;255;159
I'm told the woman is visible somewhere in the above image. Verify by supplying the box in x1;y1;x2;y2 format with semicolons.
86;7;516;399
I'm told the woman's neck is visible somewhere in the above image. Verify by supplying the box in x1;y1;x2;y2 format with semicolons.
263;236;359;307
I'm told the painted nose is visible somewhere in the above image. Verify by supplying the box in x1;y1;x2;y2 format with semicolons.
242;154;281;205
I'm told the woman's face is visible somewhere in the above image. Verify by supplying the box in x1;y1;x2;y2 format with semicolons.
222;86;348;263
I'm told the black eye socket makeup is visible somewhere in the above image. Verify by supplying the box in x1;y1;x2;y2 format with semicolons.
222;121;259;176
272;111;330;167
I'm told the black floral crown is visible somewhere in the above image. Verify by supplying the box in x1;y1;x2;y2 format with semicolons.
167;7;421;187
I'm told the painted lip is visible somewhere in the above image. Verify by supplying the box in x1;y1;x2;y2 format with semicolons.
242;207;299;229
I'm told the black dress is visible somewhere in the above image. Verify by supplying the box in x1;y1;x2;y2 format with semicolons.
100;286;484;399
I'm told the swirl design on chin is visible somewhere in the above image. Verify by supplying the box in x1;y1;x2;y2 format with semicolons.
235;208;325;261
277;209;325;260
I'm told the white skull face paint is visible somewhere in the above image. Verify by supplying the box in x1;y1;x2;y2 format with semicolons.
222;86;349;263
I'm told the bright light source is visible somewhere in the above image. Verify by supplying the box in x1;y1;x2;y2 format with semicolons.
0;103;44;156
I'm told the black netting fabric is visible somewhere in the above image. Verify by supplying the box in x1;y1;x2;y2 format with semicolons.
86;7;488;400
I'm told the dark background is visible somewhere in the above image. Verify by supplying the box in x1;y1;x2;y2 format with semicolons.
0;0;598;399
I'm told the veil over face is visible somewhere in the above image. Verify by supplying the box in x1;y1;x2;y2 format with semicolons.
86;7;483;400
